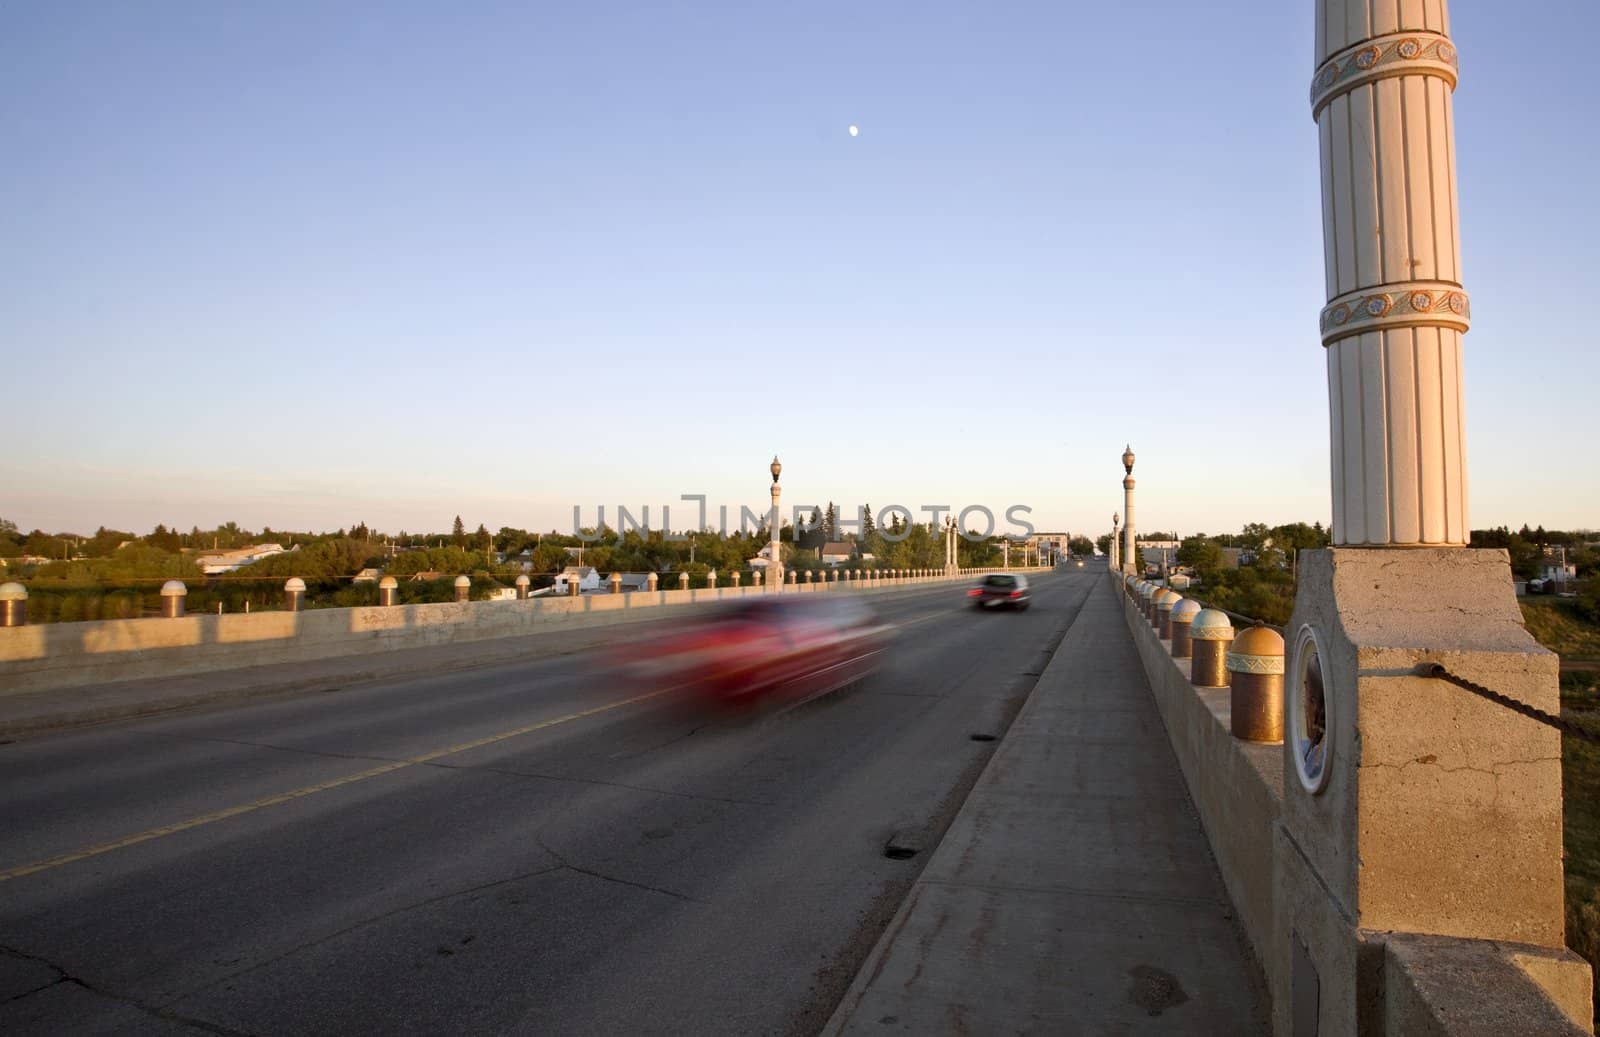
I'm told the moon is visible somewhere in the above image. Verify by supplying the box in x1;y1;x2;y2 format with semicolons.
848;125;859;137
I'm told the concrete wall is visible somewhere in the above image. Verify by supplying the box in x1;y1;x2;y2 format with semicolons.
1111;571;1593;1035
0;569;1048;696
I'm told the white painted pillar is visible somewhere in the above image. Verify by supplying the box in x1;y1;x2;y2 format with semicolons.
769;456;784;590
1122;477;1136;574
1314;0;1468;545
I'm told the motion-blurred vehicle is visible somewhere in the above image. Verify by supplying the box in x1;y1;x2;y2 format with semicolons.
614;595;891;708
968;573;1031;611
1074;558;1085;568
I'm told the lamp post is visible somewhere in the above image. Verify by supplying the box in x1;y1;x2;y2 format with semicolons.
1112;512;1121;570
769;456;783;592
1121;445;1137;575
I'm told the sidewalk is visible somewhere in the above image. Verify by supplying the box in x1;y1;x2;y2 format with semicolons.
823;576;1267;1034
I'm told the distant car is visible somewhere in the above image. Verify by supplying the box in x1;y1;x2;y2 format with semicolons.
614;596;891;708
968;573;1031;611
1074;558;1085;568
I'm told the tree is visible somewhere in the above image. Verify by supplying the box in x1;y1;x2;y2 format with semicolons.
451;516;467;548
1096;533;1113;557
1177;535;1224;575
1068;535;1094;557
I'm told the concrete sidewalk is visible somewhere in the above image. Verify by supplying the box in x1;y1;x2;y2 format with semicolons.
824;576;1267;1034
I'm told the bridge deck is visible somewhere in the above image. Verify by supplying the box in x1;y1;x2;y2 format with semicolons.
826;575;1268;1035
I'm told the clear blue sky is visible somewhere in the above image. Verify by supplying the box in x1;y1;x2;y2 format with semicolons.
3;1;1595;539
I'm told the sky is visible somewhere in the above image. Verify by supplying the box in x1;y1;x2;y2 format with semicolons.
2;1;1596;541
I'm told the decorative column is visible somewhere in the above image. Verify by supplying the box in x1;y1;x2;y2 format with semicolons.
1121;446;1136;575
769;456;784;591
1312;6;1468;545
1271;4;1589;1033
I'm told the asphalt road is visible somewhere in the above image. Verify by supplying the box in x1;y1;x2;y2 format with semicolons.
0;568;1097;1036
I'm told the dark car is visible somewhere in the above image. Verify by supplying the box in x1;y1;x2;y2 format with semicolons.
967;573;1031;611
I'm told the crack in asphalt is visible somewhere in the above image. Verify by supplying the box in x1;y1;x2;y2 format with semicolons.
0;943;253;1035
535;831;700;903
153;862;568;1012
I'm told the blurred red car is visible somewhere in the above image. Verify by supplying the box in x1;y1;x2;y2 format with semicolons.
615;595;891;708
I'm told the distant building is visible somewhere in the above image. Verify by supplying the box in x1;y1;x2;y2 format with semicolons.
196;543;287;575
352;568;383;584
1541;548;1577;590
821;542;854;567
553;566;601;594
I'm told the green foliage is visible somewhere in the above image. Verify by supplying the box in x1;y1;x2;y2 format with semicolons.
1068;535;1094;557
1095;533;1113;557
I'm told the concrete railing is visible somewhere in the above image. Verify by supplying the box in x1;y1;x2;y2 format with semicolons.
0;567;1051;697
1112;570;1594;1036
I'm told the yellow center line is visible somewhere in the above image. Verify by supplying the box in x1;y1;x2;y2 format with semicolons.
0;687;675;884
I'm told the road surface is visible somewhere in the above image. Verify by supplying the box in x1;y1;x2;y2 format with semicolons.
0;568;1095;1036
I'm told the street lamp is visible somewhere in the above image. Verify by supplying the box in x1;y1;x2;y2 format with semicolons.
769;456;783;591
1112;511;1121;570
1121;445;1137;576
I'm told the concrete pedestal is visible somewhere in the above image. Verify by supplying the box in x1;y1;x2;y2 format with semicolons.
1272;548;1585;1034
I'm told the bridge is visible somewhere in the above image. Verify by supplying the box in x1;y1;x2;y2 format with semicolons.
2;0;1595;1032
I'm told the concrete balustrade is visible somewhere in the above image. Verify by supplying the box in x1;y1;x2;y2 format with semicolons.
454;575;472;603
160;580;187;618
2;582;28;627
284;578;306;613
706;569;716;589
378;576;399;606
516;575;531;599
1225;626;1284;745
1156;589;1180;638
1169;598;1199;659
609;572;624;594
646;573;657;592
679;572;689;590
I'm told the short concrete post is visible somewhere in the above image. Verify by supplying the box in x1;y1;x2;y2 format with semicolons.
1156;589;1180;638
647;572;658;592
284;577;306;613
706;568;717;589
1;582;28;626
379;576;399;606
1226;626;1284;744
788;569;797;586
160;580;187;618
516;574;530;599
679;572;689;591
804;570;813;584
730;571;741;588
610;572;623;594
568;575;580;597
1189;609;1233;688
455;575;471;603
1169;598;1200;658
753;570;762;588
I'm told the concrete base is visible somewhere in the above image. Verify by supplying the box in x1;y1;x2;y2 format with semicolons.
1274;548;1581;1033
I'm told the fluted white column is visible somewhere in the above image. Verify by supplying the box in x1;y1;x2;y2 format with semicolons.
1314;0;1468;546
1122;477;1136;574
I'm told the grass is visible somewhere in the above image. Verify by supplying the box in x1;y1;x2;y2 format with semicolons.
1521;597;1600;1026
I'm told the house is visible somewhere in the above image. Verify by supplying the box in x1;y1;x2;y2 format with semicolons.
747;544;780;569
821;542;854;567
408;571;447;582
553;566;601;594
352;568;383;584
196;543;287;575
1540;548;1577;590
